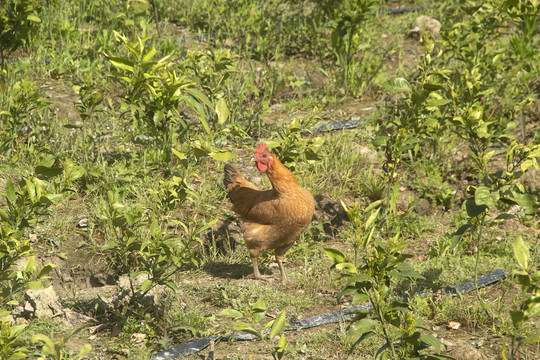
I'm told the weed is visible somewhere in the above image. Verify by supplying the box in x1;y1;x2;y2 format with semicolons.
219;298;290;360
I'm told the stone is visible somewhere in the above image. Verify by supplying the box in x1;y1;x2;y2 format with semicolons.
24;286;62;319
23;286;96;327
416;15;442;38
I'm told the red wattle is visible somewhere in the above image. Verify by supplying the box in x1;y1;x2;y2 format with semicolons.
257;162;268;172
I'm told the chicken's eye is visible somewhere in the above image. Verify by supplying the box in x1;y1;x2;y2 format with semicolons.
262;154;267;158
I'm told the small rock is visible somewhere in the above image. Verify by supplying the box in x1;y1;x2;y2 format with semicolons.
62;308;95;327
118;274;148;289
416;15;442;38
24;286;62;319
440;338;455;348
77;218;89;228
131;332;147;344
447;321;461;330
24;286;96;327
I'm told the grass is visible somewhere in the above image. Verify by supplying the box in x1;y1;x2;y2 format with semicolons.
0;0;539;359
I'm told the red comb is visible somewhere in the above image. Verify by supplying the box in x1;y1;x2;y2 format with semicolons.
254;143;267;154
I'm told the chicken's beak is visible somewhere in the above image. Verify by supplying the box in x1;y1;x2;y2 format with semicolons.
251;156;257;162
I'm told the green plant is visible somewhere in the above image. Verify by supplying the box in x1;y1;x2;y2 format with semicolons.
410;160;455;210
219;298;289;360
329;0;381;95
0;317;30;360
339;200;380;267
0;178;57;309
265;115;325;171
34;157;86;194
179;49;236;126
325;234;450;359
98;189;148;273
381;34;450;162
373;128;412;220
0;177;61;235
449;141;539;302
105;31;212;160
502;235;540;359
0;79;51;156
71;81;104;162
172;307;214;337
0;0;42;66
32;325;91;360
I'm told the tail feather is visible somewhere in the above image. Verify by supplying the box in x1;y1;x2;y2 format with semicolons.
223;164;242;191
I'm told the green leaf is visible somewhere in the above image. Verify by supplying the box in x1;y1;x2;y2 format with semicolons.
25;178;36;202
142;47;157;63
253;310;265;323
513;235;529;271
493;214;515;222
37;264;55;278
324;247;345;263
365;208;380;229
233;322;259;336
352;293;369;304
336;262;358;273
63;123;83;129
425;98;451;107
172;148;186;160
0;208;8;221
216;97;229;125
209;151;238;161
512;192;536;215
383;78;412;93
252;298;266;312
107;56;135;73
35;165;63;179
276;333;288;351
348;318;378;336
64;160;86;182
26;281;44;289
140;279;153;293
42;194;62;205
27;14;41;22
423;83;444;91
420;334;441;353
373;136;389;147
218;309;243;319
465;199;487;218
31;334;55;354
395;263;425;280
6;179;16;202
474;186;497;208
269;311;287;339
521;332;540;344
185;88;214;108
78;344;92;356
184;94;210;134
23;256;36;273
510;310;524;329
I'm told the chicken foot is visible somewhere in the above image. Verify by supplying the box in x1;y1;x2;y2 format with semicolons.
251;256;289;283
251;257;271;281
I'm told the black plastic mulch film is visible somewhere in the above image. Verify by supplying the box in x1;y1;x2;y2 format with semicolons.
151;268;507;359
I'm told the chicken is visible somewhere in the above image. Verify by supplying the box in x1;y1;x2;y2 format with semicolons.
223;144;315;284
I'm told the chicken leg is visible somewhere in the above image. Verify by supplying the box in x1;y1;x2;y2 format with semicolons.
276;254;289;284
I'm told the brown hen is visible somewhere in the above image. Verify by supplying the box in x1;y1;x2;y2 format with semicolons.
223;144;314;283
